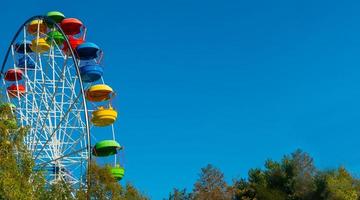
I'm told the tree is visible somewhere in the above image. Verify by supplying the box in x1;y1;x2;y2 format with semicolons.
0;103;46;199
76;162;123;200
234;168;287;200
167;188;191;200
325;167;358;200
234;150;323;200
40;180;75;200
192;164;232;200
233;178;256;200
123;183;149;200
286;150;317;199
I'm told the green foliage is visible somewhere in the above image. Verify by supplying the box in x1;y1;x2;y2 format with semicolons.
232;150;316;200
40;180;75;200
325;167;358;200
0;103;45;200
233;150;360;200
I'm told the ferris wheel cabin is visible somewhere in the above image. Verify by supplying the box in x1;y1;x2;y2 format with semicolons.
63;36;84;52
14;41;32;54
46;11;65;23
111;165;125;181
30;38;50;53
92;140;122;157
7;84;25;98
17;56;35;69
27;19;47;35
79;64;103;83
60;18;83;35
47;31;65;45
91;106;118;127
4;69;23;81
76;42;101;60
86;84;114;102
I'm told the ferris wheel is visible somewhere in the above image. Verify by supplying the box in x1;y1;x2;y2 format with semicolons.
0;11;125;190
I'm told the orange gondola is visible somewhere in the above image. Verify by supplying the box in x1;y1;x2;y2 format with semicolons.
27;19;47;35
7;84;25;98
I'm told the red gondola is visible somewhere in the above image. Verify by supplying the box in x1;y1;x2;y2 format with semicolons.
60;18;83;35
5;69;24;81
63;36;84;53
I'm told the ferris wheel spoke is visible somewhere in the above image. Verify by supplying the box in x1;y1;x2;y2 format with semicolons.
33;91;83;161
59;112;84;154
36;147;86;169
62;130;87;157
57;83;87;152
56;62;77;155
31;140;54;161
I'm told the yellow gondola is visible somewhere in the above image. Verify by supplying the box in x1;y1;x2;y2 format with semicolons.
86;84;114;102
91;105;118;126
30;38;50;53
27;19;47;35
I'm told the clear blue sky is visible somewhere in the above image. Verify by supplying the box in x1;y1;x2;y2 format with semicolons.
2;0;360;199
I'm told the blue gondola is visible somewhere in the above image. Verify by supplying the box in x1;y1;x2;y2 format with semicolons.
76;42;101;60
80;63;103;82
17;56;35;69
14;41;33;54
